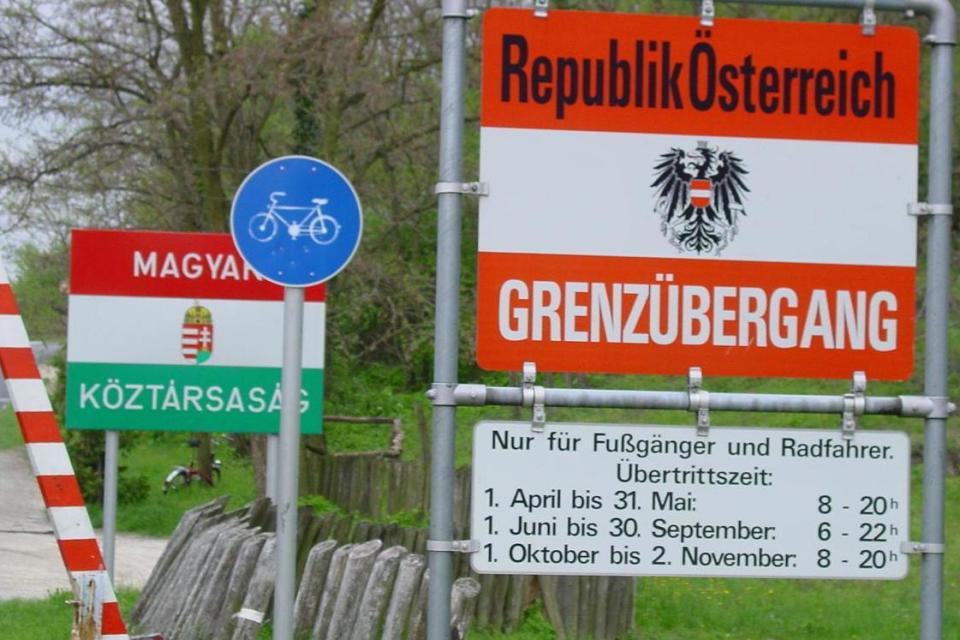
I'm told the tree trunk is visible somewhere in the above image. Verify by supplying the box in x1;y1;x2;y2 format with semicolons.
196;432;213;482
250;435;268;499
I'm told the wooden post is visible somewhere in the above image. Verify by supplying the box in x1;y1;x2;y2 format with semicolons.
474;573;494;628
311;543;356;639
212;533;268;640
349;545;407;640
381;553;426;640
449;577;482;640
537;576;567;640
406;567;429;640
326;539;383;639
292;539;337;637
489;574;510;631
576;577;594;638
592;577;609;640
172;525;250;638
503;574;530;632
146;513;238;635
229;535;277;640
131;497;229;625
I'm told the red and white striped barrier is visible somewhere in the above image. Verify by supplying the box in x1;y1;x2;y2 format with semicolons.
0;261;129;639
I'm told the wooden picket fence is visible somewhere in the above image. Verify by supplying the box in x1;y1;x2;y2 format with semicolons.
129;498;479;639
301;453;635;638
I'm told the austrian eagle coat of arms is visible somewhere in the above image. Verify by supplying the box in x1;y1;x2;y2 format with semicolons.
651;141;750;255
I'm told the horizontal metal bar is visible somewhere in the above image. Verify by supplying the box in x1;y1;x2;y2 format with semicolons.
447;384;949;418
718;0;956;44
721;0;920;12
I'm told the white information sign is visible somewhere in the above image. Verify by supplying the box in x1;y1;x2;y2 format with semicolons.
471;422;910;579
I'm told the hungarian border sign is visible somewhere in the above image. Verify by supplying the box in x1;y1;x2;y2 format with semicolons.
476;9;919;379
230;155;362;287
66;229;326;433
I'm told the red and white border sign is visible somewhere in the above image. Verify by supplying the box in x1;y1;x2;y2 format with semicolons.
67;230;326;433
476;9;919;379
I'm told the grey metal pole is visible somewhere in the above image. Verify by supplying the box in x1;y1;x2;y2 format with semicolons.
919;4;955;638
428;2;467;639
722;5;953;638
102;429;119;583
700;4;955;638
273;286;305;640
266;434;278;501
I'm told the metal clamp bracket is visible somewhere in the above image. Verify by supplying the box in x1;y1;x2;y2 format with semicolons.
534;0;549;18
842;371;867;439
900;541;945;555
429;382;457;407
435;181;489;197
426;539;481;553
522;361;546;432
929;396;954;419
899;395;954;419
923;33;958;46
688;367;710;437
908;202;954;217
441;0;478;18
860;0;877;36
700;0;715;27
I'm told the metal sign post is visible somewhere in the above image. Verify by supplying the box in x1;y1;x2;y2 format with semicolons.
723;4;955;640
274;285;304;640
102;429;119;582
917;9;954;639
231;155;362;640
427;2;470;638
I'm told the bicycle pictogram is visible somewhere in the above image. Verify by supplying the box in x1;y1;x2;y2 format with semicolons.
231;155;362;287
248;191;341;245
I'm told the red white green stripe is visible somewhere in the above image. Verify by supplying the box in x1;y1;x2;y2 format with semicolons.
0;261;128;638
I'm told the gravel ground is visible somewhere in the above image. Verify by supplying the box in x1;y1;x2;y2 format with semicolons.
0;447;167;600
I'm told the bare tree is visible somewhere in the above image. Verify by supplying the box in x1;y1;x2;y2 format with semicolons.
0;0;452;487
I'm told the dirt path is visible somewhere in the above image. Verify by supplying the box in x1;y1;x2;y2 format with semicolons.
0;447;167;600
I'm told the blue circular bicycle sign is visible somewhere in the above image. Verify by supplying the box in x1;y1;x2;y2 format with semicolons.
230;156;362;287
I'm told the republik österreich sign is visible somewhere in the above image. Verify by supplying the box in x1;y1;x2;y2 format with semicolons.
477;10;918;379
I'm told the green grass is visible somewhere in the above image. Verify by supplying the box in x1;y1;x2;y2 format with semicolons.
0;405;256;537
1;370;957;636
0;405;22;449
640;466;960;639
471;470;960;639
89;432;258;536
3;473;957;637
0;589;139;639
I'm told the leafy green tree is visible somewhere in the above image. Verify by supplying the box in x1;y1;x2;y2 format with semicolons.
9;240;68;341
0;0;453;491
